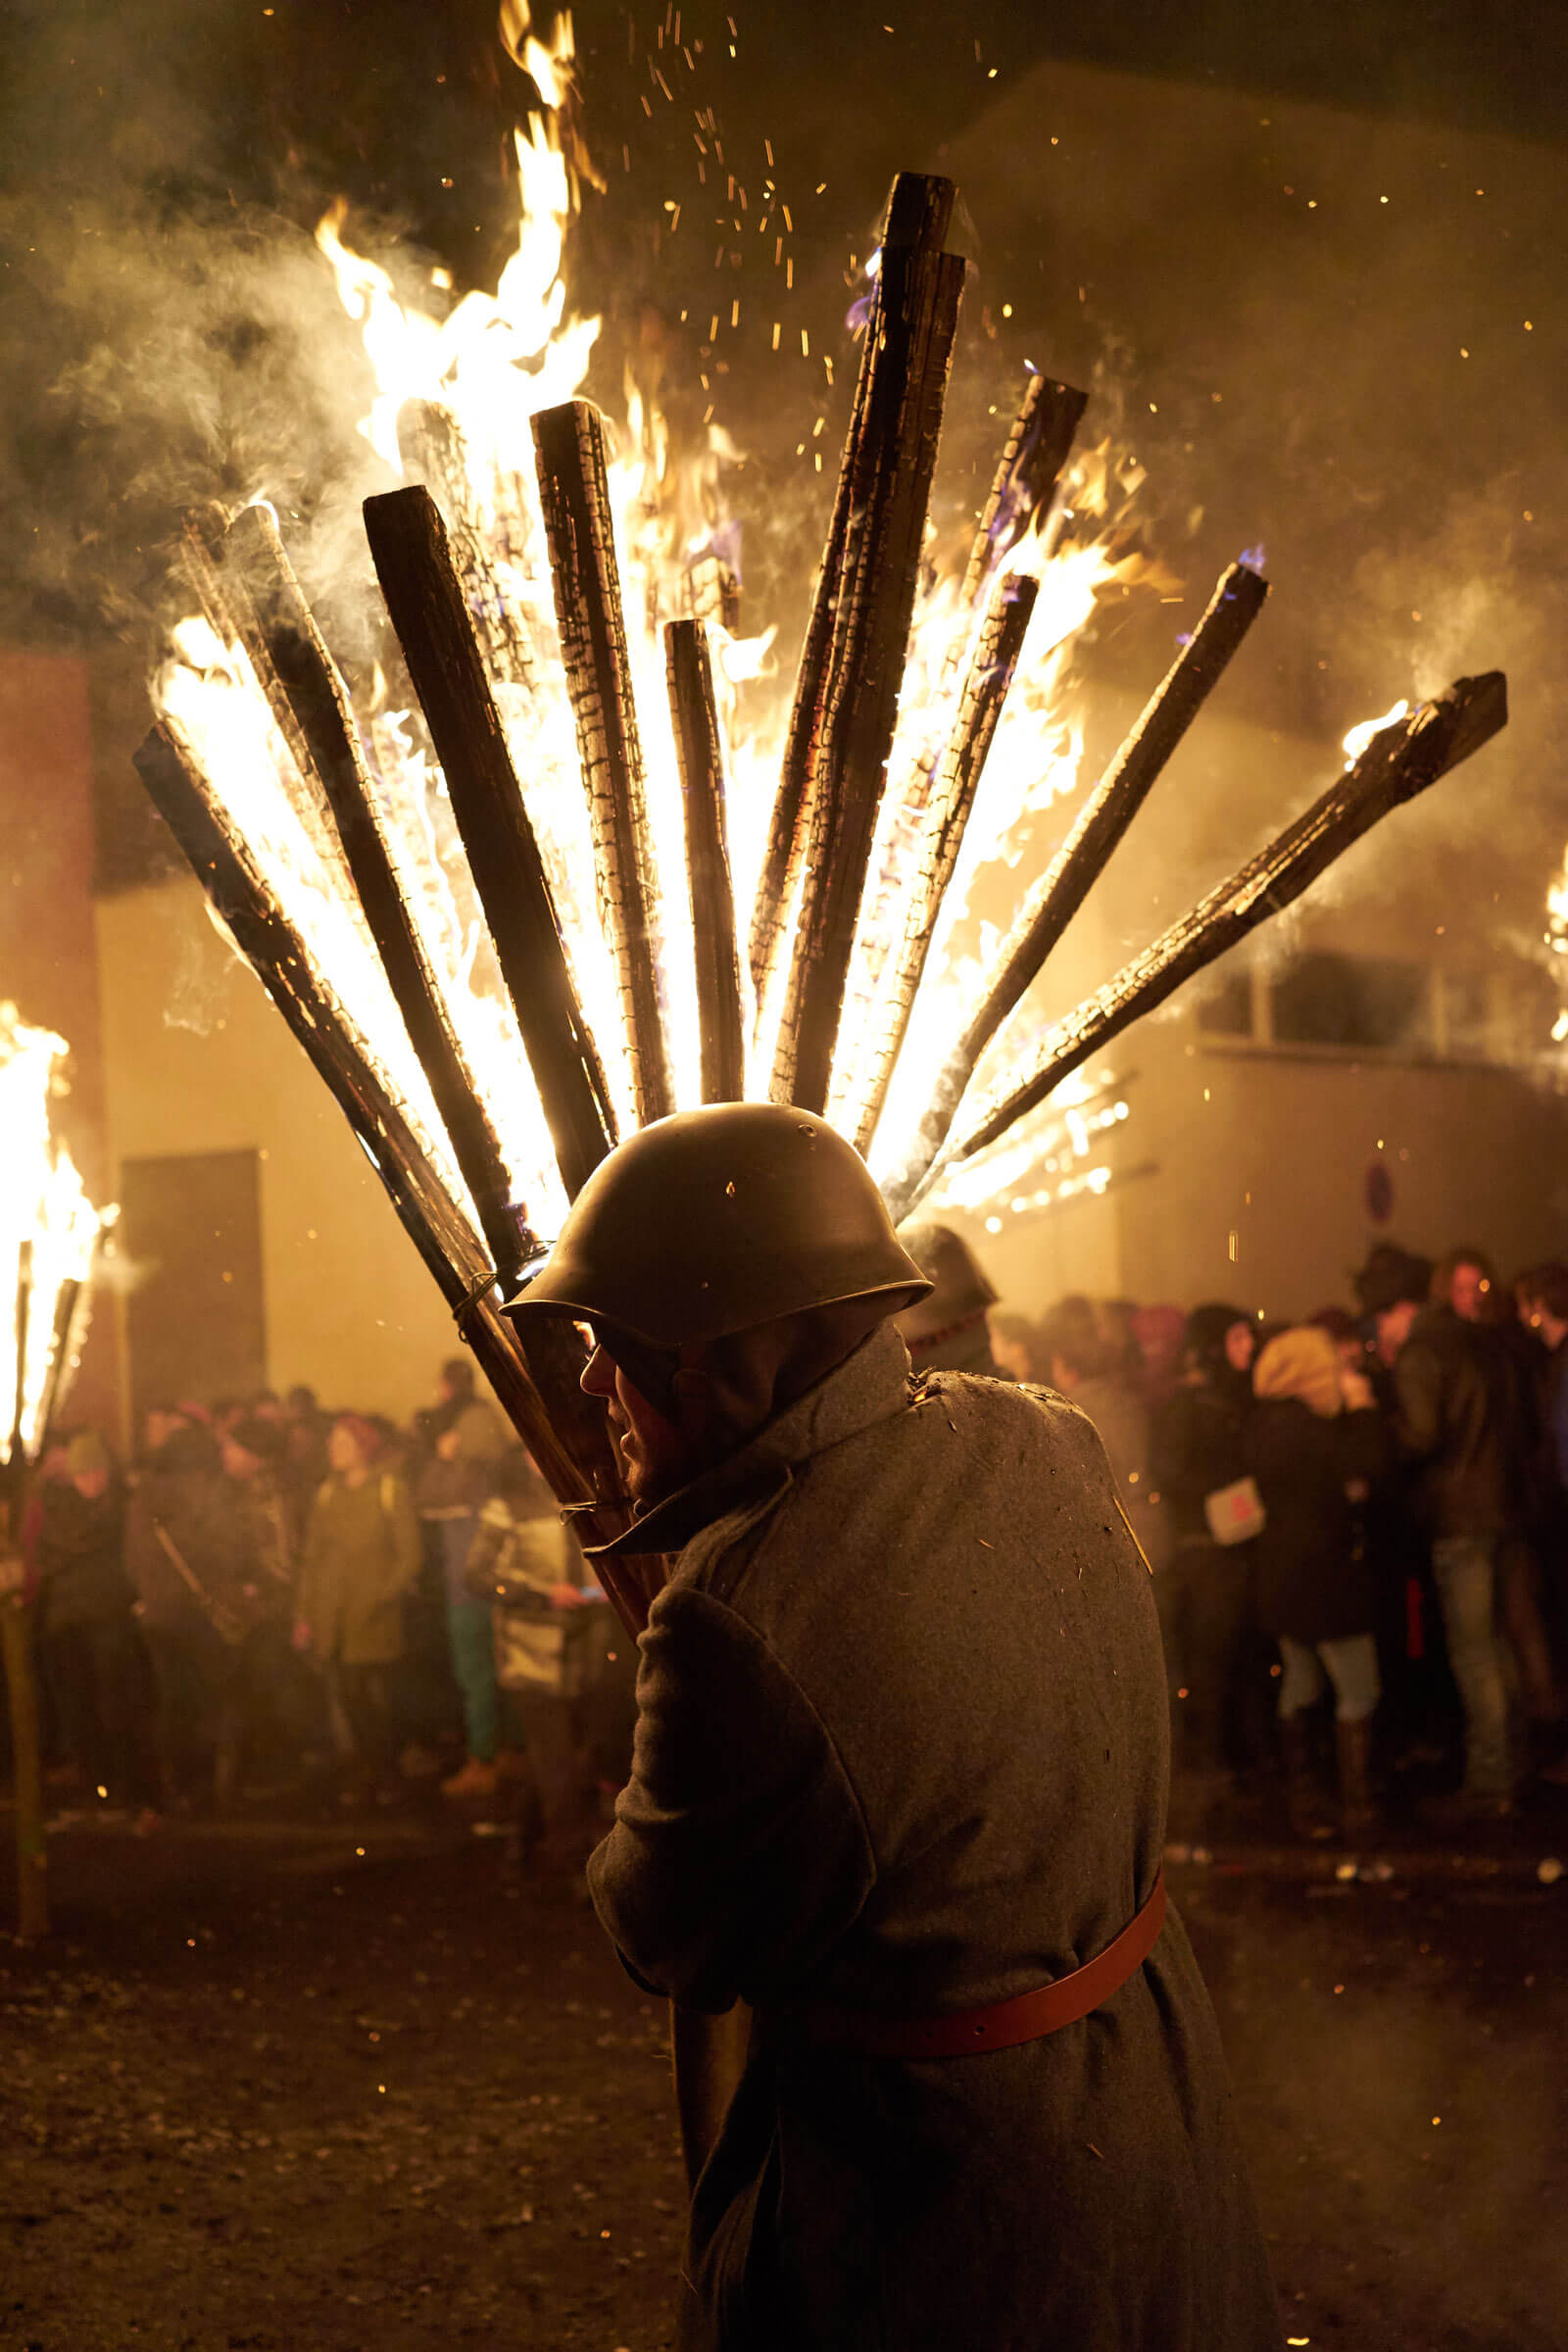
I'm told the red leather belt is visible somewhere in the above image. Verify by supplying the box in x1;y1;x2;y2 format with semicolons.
800;1868;1167;2060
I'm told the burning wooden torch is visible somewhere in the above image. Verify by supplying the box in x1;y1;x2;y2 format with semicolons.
132;168;1505;2167
0;1006;116;1940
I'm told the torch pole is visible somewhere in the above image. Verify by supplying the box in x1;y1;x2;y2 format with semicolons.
947;670;1509;1165
3;1241;47;1939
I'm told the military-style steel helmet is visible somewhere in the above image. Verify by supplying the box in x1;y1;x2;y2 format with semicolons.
502;1102;931;1346
893;1223;999;1346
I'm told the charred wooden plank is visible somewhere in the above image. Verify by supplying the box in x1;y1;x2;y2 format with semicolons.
883;560;1270;1216
531;398;674;1126
35;1274;83;1461
362;484;618;1202
851;569;1039;1154
770;179;966;1112
132;720;639;1621
957;373;1088;621
8;1241;29;1461
946;671;1508;1166
180;505;344;881
747;172;956;1036
220;502;532;1281
397;398;542;702
665;619;745;1102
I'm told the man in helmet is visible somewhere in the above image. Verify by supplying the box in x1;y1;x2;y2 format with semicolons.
893;1221;1004;1375
507;1103;1276;2352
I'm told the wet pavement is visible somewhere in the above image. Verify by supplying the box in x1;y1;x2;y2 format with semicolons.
1;1782;1565;2350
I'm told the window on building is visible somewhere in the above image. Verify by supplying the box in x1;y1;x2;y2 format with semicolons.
1196;968;1253;1038
1268;952;1429;1054
1437;970;1492;1060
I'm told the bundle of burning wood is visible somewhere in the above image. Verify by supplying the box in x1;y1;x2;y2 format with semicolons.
133;172;1506;1635
0;1006;115;1936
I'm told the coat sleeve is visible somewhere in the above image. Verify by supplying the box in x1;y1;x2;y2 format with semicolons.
384;1477;422;1592
1341;1404;1392;1485
1392;1336;1445;1463
586;1585;876;2014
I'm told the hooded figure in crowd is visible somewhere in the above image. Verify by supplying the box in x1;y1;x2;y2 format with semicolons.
506;1103;1278;2352
891;1222;1002;1375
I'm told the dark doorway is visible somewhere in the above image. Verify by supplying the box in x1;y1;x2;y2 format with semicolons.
120;1150;266;1437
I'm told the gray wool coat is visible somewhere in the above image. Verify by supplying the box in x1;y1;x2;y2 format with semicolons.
587;1323;1279;2352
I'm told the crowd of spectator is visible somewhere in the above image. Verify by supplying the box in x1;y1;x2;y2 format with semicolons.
16;1362;635;1850
901;1233;1568;1838
17;1237;1568;1849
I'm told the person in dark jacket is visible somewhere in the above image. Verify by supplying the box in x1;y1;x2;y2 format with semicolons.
33;1432;156;1818
1380;1255;1521;1811
1450;1252;1563;1740
1150;1302;1259;1778
295;1414;421;1805
1522;1262;1568;1781
220;1413;318;1791
506;1104;1279;2352
125;1422;256;1816
1250;1327;1389;1838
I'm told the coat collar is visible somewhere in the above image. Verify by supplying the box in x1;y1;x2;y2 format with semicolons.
584;1320;916;1558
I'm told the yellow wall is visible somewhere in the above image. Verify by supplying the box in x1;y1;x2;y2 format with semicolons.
95;878;462;1441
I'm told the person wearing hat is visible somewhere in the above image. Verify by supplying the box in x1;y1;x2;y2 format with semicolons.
892;1221;1003;1375
507;1103;1277;2352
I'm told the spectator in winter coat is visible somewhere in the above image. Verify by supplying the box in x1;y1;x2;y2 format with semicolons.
1149;1303;1258;1775
1523;1263;1568;1782
466;1448;589;1851
1524;1263;1568;1494
1040;1295;1170;1572
220;1415;319;1791
413;1357;508;1800
1377;1252;1522;1812
33;1432;156;1818
275;1387;330;1557
124;1422;256;1816
1250;1327;1389;1838
1462;1256;1563;1740
294;1414;420;1805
